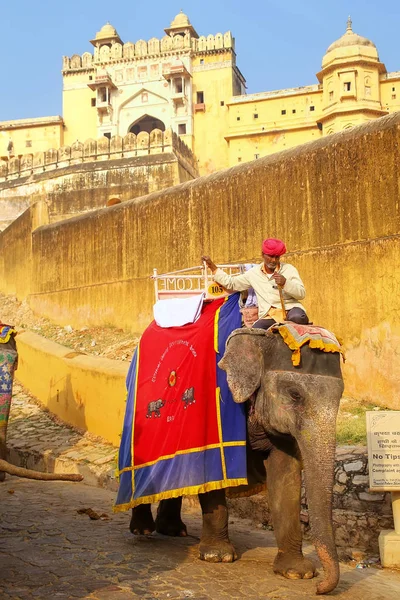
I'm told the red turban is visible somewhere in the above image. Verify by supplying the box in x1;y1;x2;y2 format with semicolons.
262;238;287;256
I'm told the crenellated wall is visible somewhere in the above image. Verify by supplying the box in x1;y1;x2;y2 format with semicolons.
0;129;198;231
1;113;400;406
0;129;197;183
62;32;235;72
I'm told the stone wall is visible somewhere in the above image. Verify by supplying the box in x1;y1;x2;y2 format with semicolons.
1;113;400;405
228;446;394;553
0;129;197;231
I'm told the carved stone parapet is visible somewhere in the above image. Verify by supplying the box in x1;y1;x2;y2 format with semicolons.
136;131;150;156
110;135;123;159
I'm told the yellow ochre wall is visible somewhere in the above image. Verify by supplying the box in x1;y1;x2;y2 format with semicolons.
63;72;98;146
0;121;63;159
192;52;236;174
2;112;400;408
16;331;128;446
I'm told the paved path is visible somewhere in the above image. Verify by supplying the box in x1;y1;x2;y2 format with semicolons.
2;382;400;599
2;479;400;600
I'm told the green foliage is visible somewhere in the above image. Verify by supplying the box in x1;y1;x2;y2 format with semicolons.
336;399;390;445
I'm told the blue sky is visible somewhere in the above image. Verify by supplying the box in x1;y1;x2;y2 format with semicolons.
1;0;398;120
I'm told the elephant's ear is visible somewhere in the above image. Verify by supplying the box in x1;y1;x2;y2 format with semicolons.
218;332;262;403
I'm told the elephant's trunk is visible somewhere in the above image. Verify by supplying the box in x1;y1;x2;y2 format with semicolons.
297;417;339;595
0;459;83;482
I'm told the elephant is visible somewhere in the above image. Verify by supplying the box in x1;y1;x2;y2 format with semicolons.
146;399;165;418
182;387;195;409
129;327;344;595
0;326;82;483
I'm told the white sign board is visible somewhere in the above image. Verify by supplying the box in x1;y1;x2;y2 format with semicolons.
366;411;400;491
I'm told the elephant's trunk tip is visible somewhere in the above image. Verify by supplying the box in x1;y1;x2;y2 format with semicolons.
315;543;340;595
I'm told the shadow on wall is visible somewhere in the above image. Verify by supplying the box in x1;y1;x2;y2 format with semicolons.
47;371;88;433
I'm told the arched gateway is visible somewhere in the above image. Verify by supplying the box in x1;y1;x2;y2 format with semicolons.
129;115;166;135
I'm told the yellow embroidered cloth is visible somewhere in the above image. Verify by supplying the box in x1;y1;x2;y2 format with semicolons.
0;325;16;344
271;322;344;367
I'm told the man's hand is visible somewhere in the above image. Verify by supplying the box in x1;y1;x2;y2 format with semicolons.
272;273;286;288
202;255;218;273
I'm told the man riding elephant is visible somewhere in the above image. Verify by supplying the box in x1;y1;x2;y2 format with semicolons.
202;237;309;329
123;259;344;594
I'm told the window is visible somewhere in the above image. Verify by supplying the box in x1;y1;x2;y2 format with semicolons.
392;94;397;100
174;79;183;94
91;98;96;107
344;82;351;92
281;109;286;115
99;87;107;102
310;106;315;112
25;140;32;148
220;101;225;106
392;87;396;92
197;91;204;103
200;59;204;65
103;132;111;139
141;92;148;103
254;153;260;159
365;86;371;96
253;113;258;119
236;116;241;121
89;75;93;81
178;123;187;135
292;109;296;114
238;157;242;162
329;91;334;101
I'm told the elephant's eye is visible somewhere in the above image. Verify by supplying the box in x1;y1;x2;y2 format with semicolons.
289;389;303;402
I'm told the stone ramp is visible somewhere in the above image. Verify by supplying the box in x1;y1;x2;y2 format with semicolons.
5;382;118;490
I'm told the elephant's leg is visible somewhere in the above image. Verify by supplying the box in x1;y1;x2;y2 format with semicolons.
265;441;316;580
155;497;187;537
129;504;155;535
198;489;236;563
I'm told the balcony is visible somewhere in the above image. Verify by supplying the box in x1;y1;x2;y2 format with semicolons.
194;103;206;113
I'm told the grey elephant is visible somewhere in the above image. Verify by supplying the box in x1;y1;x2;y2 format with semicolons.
146;399;165;418
182;387;195;409
130;328;344;595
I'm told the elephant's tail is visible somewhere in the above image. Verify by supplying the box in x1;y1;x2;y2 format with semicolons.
0;459;83;482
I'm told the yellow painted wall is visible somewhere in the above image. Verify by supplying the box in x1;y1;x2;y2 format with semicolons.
192;52;234;174
15;331;128;446
226;90;323;163
0;122;63;159
63;73;97;146
228;127;321;164
380;78;400;112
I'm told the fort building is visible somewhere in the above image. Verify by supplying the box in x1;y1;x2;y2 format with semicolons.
1;13;400;176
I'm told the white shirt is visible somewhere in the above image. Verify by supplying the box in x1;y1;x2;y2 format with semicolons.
213;262;306;319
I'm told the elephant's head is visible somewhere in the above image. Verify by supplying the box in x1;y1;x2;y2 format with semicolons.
218;328;344;595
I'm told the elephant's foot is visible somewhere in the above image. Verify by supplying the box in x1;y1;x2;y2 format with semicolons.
199;539;237;563
155;497;187;537
129;504;155;535
273;551;316;580
155;515;187;537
